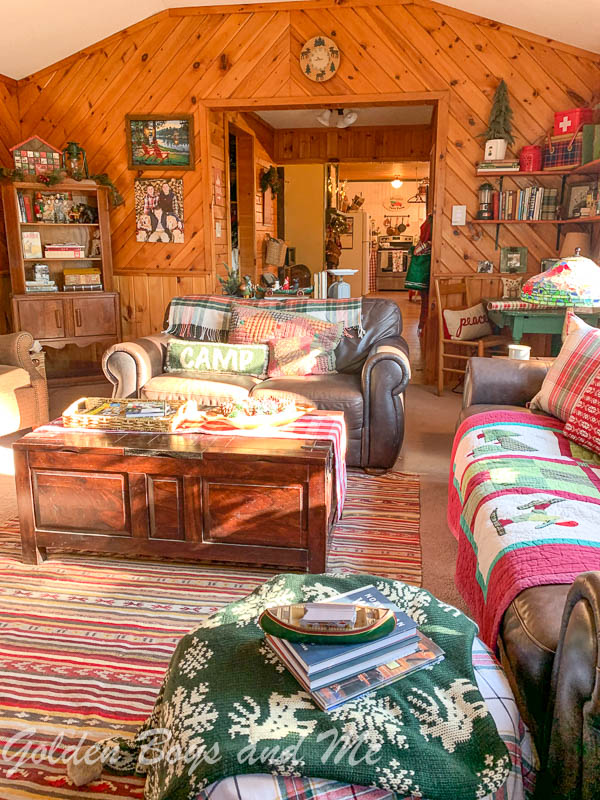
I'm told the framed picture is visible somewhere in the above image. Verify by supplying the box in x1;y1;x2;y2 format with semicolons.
540;257;559;273
477;260;494;273
500;246;528;274
134;178;184;243
126;115;194;170
564;181;595;219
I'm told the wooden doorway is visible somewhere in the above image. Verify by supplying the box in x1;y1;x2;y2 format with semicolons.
227;123;255;278
207;93;449;377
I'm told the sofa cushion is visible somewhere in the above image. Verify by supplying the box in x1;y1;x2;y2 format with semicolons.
442;302;492;340
500;584;570;749
228;303;343;374
563;368;600;455
530;312;600;421
251;373;364;464
141;372;259;405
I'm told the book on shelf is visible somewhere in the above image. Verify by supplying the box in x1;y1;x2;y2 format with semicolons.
44;244;86;259
490;186;558;222
21;231;43;259
267;584;444;710
64;272;102;286
476;160;520;173
63;284;104;292
25;285;58;293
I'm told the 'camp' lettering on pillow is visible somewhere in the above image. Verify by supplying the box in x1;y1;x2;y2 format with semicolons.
166;339;269;377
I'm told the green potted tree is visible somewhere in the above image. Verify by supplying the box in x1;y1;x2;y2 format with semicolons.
481;79;515;161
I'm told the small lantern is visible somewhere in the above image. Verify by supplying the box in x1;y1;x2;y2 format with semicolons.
476;182;495;220
62;141;89;178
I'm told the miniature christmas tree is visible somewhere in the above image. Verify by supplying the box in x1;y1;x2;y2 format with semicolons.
480;79;515;145
217;262;242;296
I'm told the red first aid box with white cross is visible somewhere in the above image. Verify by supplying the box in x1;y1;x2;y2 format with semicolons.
554;108;594;136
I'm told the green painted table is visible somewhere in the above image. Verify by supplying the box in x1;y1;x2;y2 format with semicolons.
485;303;600;355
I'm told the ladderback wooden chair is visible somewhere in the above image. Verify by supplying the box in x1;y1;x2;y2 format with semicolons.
434;277;511;395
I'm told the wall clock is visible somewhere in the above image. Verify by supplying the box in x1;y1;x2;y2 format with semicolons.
300;36;340;82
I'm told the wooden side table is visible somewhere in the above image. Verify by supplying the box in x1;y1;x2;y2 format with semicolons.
486;306;600;355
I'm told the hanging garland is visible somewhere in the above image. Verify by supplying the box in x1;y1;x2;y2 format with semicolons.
259;166;282;195
0;167;124;206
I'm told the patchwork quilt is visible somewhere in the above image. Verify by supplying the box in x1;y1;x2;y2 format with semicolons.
449;410;600;648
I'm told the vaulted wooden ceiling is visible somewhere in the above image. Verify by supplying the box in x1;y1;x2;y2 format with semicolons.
0;0;598;79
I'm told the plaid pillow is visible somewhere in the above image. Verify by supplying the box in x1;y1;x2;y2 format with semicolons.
564;369;600;455
267;336;332;377
228;303;343;373
530;312;600;420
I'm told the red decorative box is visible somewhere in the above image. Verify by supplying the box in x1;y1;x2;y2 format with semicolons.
543;132;583;171
553;108;593;136
519;145;543;172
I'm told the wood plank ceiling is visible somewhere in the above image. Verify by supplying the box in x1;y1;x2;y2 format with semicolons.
0;0;597;342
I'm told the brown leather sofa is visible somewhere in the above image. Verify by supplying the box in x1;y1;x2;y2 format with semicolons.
102;297;410;470
460;357;600;799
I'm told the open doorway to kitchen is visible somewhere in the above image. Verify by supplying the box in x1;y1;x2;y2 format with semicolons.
205;93;447;379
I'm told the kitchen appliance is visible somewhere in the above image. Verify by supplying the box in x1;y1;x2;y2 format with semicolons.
376;234;413;291
336;210;371;297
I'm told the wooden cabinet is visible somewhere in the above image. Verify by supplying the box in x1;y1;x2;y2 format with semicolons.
12;292;119;346
1;180;121;351
15;296;66;340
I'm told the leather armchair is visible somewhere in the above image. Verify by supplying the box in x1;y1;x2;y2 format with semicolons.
0;331;49;434
102;298;410;471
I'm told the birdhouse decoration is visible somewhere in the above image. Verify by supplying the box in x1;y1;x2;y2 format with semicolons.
10;136;62;177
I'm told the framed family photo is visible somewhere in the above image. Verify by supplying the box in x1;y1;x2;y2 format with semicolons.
135;178;184;243
126;115;195;170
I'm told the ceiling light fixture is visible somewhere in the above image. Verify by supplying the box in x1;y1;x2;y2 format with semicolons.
391;177;403;189
316;109;358;128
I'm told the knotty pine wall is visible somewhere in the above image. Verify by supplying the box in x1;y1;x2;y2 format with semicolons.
0;74;19;332
2;0;600;353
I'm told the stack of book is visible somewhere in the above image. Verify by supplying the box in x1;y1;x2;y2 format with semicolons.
492;186;558;220
312;270;329;299
44;243;86;259
266;584;444;711
63;266;103;292
476;159;520;174
25;280;58;293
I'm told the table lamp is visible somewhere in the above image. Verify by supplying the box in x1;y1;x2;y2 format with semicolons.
521;248;600;306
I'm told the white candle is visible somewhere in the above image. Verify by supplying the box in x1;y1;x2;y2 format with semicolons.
508;344;531;360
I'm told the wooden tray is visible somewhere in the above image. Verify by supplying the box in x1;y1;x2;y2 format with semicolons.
62;397;185;433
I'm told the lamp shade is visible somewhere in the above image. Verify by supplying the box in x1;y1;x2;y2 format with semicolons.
521;253;600;306
560;231;591;258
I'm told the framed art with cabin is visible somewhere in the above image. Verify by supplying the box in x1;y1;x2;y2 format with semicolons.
126;115;195;170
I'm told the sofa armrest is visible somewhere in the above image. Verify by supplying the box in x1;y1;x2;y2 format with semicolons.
361;336;410;469
102;334;170;398
463;357;553;409
0;332;49;426
540;572;600;799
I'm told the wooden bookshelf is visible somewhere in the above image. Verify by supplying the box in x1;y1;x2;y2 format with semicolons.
1;180;121;350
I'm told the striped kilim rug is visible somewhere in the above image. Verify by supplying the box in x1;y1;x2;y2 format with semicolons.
0;469;420;799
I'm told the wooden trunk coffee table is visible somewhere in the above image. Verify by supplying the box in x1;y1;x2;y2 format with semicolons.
13;425;337;572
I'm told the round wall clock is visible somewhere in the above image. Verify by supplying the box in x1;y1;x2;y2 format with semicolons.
300;35;340;82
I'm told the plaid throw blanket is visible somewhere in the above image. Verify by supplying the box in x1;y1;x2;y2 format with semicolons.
164;295;364;341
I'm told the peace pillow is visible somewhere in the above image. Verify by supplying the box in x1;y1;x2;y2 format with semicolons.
165;339;269;377
563;369;600;455
529;312;600;421
442;302;492;340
